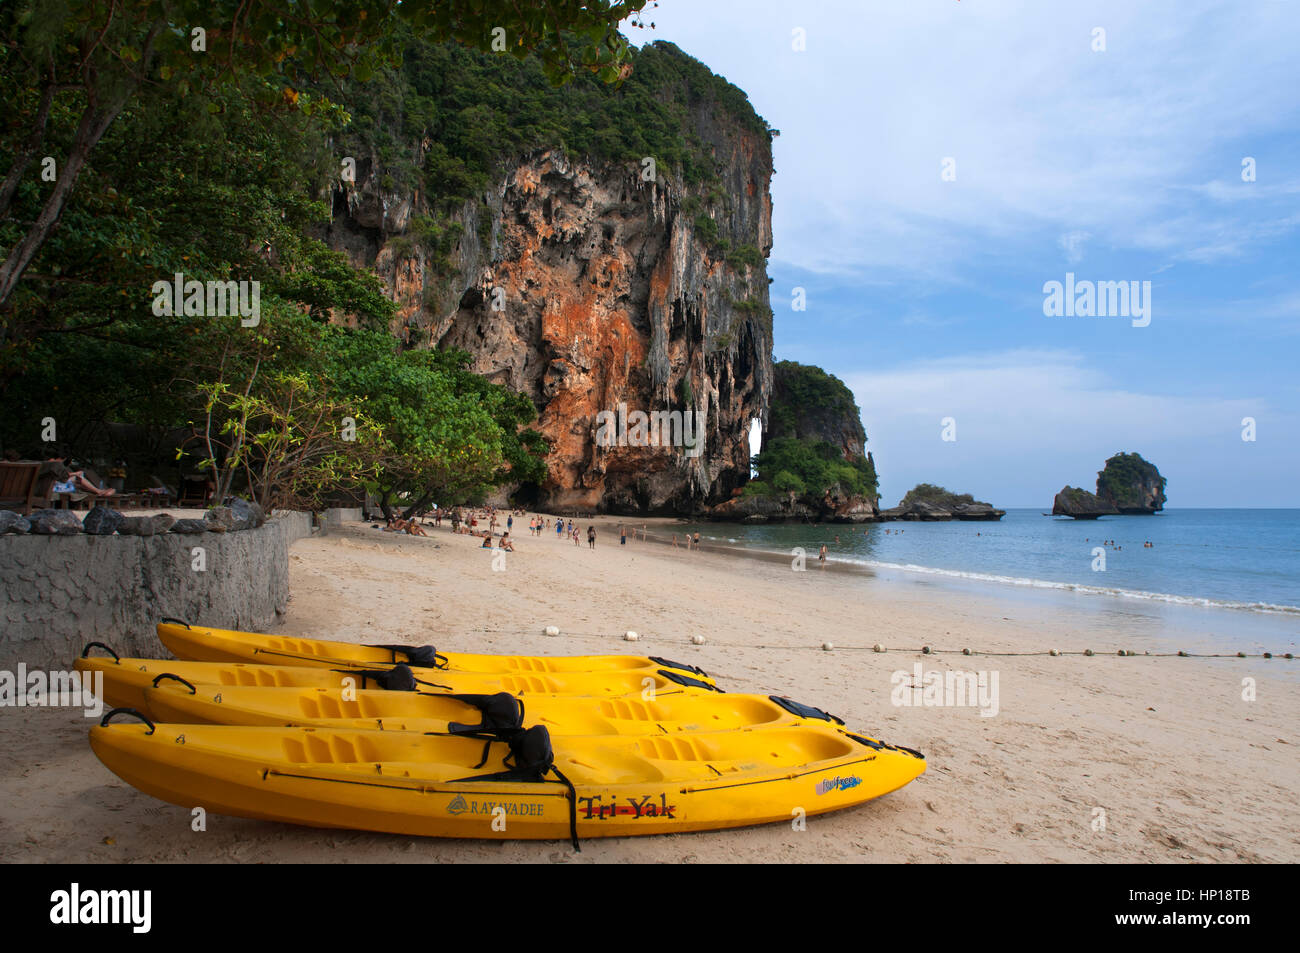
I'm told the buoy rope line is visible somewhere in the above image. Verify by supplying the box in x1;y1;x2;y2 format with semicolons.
459;627;1294;660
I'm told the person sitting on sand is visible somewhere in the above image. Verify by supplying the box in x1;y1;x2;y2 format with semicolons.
500;533;514;552
480;535;493;548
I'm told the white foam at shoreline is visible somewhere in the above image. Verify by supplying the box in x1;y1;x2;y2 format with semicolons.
854;558;1300;615
737;545;1300;615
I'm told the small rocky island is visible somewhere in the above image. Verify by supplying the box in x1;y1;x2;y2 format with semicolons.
879;484;1005;521
1053;452;1166;519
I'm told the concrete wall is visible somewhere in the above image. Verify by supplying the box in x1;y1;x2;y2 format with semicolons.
0;512;312;669
323;507;363;526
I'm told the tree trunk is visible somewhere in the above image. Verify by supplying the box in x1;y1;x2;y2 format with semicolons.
0;91;128;308
400;490;434;521
0;79;58;222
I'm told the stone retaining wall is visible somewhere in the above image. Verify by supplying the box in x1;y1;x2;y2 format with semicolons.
0;512;312;669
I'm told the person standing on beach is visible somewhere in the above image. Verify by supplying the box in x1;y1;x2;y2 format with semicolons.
588;525;596;549
557;520;564;539
693;532;701;550
819;544;827;568
507;515;513;534
619;524;626;546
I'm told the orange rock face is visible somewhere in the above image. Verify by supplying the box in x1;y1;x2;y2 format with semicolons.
330;136;775;514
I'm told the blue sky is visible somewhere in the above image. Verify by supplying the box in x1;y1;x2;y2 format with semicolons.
625;0;1300;507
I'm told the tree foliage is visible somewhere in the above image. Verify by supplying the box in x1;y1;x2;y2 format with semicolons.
745;436;878;501
1096;452;1166;509
0;0;648;308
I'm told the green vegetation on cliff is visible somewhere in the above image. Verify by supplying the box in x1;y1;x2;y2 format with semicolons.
744;437;878;501
335;37;772;213
900;484;978;508
1096;452;1167;511
765;361;865;446
744;362;877;502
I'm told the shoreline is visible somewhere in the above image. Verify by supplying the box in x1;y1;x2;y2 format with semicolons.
2;514;1296;863
570;517;1300;652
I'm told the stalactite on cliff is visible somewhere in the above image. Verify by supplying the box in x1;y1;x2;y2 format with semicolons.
323;54;775;515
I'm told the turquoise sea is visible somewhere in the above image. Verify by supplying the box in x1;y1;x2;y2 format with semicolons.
669;509;1300;653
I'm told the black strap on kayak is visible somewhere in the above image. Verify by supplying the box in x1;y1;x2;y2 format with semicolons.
363;643;449;669
845;731;884;750
332;664;451;693
441;692;526;736
151;673;197;695
550;763;580;853
100;708;156;734
80;642;120;663
656;669;723;692
768;695;844;724
649;656;709;678
450;725;580;851
420;693;529;770
159;616;192;629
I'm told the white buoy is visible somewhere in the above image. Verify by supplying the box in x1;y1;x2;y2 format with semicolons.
543;625;560;636
872;643;885;653
624;630;639;642
691;635;706;645
821;642;834;652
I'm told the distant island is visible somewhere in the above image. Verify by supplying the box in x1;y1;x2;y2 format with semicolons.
1053;452;1167;519
879;484;1005;522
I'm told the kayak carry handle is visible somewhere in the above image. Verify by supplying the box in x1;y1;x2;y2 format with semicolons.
80;642;120;663
159;616;192;629
151;673;197;694
100;708;156;734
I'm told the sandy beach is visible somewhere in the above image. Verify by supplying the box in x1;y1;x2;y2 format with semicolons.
2;515;1297;864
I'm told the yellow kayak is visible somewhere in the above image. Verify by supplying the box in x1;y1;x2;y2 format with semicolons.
156;621;713;683
75;650;719;718
143;679;848;735
90;715;926;842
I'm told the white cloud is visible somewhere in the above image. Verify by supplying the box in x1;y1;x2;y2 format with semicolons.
842;350;1292;507
1058;231;1091;264
637;0;1300;278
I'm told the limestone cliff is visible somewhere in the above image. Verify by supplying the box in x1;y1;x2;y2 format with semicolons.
710;361;880;523
880;484;1004;521
1053;486;1118;519
1096;452;1167;514
322;43;774;514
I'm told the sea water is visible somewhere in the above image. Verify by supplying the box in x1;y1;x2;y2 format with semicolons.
670;509;1300;653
